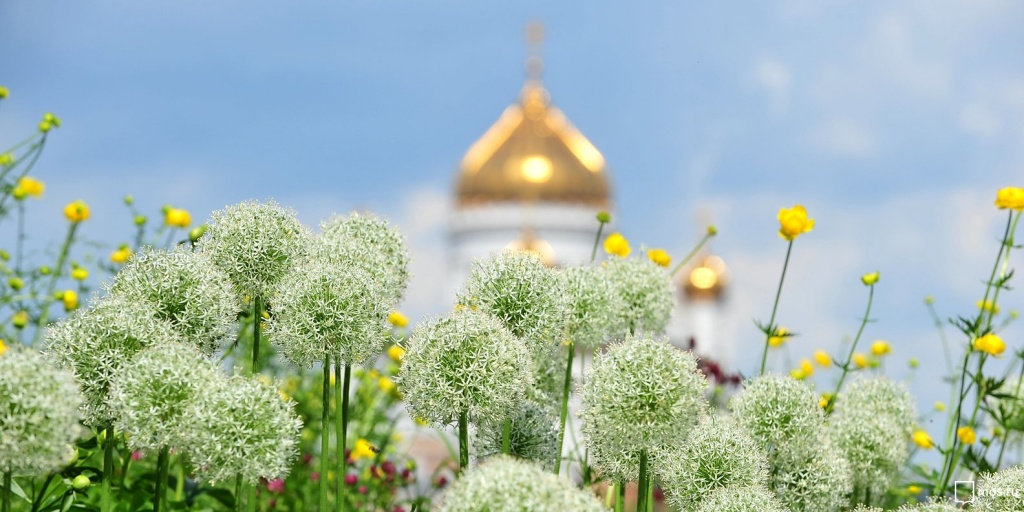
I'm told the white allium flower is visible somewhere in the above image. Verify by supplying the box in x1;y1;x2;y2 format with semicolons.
44;296;184;426
457;251;568;355
772;436;853;512
188;374;301;485
581;336;707;469
828;413;907;505
109;341;220;452
603;255;674;336
989;378;1024;432
729;374;825;458
561;265;625;349
316;212;410;307
694;486;787;512
656;414;769;510
105;247;238;354
397;309;532;427
436;455;604;512
474;400;559;465
197;200;311;302
897;500;960;511
267;261;388;367
975;465;1024;512
836;377;916;436
0;347;83;476
852;506;883;512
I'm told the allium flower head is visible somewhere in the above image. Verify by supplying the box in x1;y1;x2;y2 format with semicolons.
772;435;853;512
474;400;559;465
975;466;1024;511
197;200;311;302
656;414;769;510
105;247;238;354
694;486;787;512
188;374;301;485
436;455;604;512
267;260;387;367
560;265;625;348
109;341;219;452
990;378;1024;432
397;309;532;427
834;377;916;436
45;296;184;426
729;374;824;458
828;413;907;504
897;500;960;511
317;212;411;307
603;255;675;336
582;336;707;478
457;251;567;355
0;347;83;476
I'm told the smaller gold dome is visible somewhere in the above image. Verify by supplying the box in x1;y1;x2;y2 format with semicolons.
680;254;729;302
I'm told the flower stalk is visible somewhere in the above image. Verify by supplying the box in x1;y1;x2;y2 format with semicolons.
554;340;574;474
636;449;649;512
154;446;169;512
759;240;794;376
825;282;876;414
102;425;115;512
336;362;351;512
458;410;469;474
320;358;331;512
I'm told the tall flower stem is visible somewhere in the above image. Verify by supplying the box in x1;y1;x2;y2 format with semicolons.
669;228;716;278
30;221;77;347
175;461;185;502
458;410;469;474
101;425;115;512
636;449;649;512
247;485;257;512
554;340;575;474
252;297;262;374
758;240;794;376
2;471;11;512
589;218;608;262
320;358;331;512
336;362;351;512
826;283;876;413
501;421;511;455
154;446;169;512
234;476;243;512
614;480;625;512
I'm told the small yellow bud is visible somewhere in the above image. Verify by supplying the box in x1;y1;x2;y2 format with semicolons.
707;225;718;236
813;349;831;367
596;211;611;223
853;352;869;369
0;153;12;166
0;86;8;99
0;250;8;261
388;311;409;328
38;120;52;133
603;232;631;257
12;311;28;329
977;299;1000;315
957;426;977;445
72;475;91;491
11;187;26;201
378;376;395;393
7;277;23;291
110;246;132;264
123;195;134;205
912;430;934;449
924;295;935;305
768;327;789;348
164;208;191;228
646;248;671;268
861;271;880;286
134;214;147;226
39;266;50;275
387;345;405;363
934;401;946;412
62;290;79;311
0;339;6;356
63;200;90;223
908;485;921;494
43;113;61;127
871;340;891;356
189;225;208;243
908;358;919;369
71;267;88;281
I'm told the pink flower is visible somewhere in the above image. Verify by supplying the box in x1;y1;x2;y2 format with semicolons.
358;485;368;495
310;472;320;482
131;451;143;461
266;479;285;494
344;474;358;486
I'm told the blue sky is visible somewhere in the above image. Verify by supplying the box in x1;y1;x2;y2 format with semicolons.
3;0;1024;452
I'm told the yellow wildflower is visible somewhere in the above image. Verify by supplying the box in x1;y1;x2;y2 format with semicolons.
977;299;1000;315
387;345;405;362
351;439;376;461
995;187;1024;211
646;248;671;268
768;327;789;348
957;426;977;445
861;271;880;286
414;417;428;426
0;86;8;99
0;339;6;356
777;204;814;241
853;352;869;368
973;333;1006;356
813;349;831;367
388;311;408;328
378;376;395;393
63;200;90;223
71;267;88;281
908;485;922;494
110;246;132;264
596;211;611;223
934;401;946;412
14;176;44;198
0;153;12;166
164;208;191;228
603;232;631;257
871;340;891;357
8;277;23;291
707;225;718;236
790;358;814;380
912;430;934;449
62;290;79;311
819;394;831;408
12;311;28;329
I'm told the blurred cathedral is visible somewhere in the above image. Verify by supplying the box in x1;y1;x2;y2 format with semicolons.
447;24;734;371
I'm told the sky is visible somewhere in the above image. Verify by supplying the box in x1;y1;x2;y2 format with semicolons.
3;0;1024;455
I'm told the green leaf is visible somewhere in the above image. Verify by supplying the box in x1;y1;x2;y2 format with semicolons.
10;478;30;502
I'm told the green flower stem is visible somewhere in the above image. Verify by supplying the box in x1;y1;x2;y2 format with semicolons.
2;471;11;512
336;362;351;512
590;220;607;262
0;136;46;213
320;358;331;512
614;480;625;512
252;296;262;374
102;425;115;512
30;221;77;347
826;283;876;414
995;363;1024;469
154;446;169;512
458;410;469;474
758;240;794;376
501;420;511;455
235;476;243;512
669;229;716;278
636;449;649;512
554;340;575;474
30;473;57;512
175;461;185;502
247;485;257;512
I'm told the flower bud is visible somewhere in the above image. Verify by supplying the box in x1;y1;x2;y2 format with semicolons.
72;474;90;490
861;271;880;286
134;214;147;226
188;224;208;243
707;225;718;236
12;311;28;329
596;211;611;223
8;277;23;290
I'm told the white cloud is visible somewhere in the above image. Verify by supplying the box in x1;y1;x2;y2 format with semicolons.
806;119;875;156
754;56;792;114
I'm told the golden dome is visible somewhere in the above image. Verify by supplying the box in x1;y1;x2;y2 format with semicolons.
505;227;557;267
455;27;610;208
680;254;729;302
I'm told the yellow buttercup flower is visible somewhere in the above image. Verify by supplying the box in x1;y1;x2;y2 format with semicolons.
819;394;832;409
871;340;891;357
934;401;946;412
912;430;934;449
977;299;1000;315
790;358;814;380
646;248;671;268
777;205;814;241
388;310;408;328
71;267;88;281
63;200;90;223
768;327;789;348
12;311;28;329
861;271;879;286
378;376;395;393
603;232;631;257
351;439;376;461
973;333;1006;356
0;339;6;356
110;246;132;264
908;485;922;494
62;290;79;311
995;187;1024;211
164;208;191;228
853;352;869;368
0;86;8;99
14;176;44;198
387;344;405;362
957;426;977;445
813;349;831;367
0;153;13;166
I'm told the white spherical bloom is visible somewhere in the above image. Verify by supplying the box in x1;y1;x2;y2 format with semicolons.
694;486;787;512
188;374;301;485
0;347;83;476
836;377;916;436
656;414;769;510
105;247;238;354
197;200;312;302
828;412;907;505
975;465;1024;512
603;255;674;336
474;400;559;465
397;310;532;427
436;455;604;512
109;341;220;452
582;336;707;477
317;212;410;307
44;296;184;426
729;374;825;458
897;500;960;511
457;251;568;355
561;265;625;349
772;436;853;512
989;378;1024;432
267;260;388;367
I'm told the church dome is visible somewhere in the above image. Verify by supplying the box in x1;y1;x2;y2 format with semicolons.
455;31;611;209
680;253;729;302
